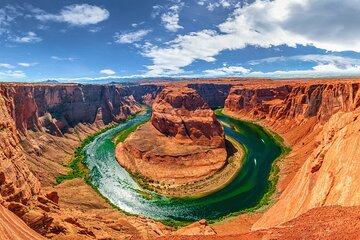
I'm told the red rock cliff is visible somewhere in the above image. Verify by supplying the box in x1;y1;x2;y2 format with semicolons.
151;87;225;148
223;81;360;230
225;82;360;124
116;86;227;185
0;84;144;136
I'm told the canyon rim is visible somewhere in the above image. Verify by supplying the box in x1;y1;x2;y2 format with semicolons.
1;0;360;239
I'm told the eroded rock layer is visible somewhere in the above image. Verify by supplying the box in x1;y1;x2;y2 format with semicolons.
116;87;227;184
0;84;143;136
223;81;360;230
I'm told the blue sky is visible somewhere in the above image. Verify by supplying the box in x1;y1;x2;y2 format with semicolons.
1;0;360;82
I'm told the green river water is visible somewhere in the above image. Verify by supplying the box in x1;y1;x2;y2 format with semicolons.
84;110;282;222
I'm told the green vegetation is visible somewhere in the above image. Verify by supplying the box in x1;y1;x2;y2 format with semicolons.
55;123;116;185
54;110;149;218
54;109;147;185
206;109;292;224
114;119;148;145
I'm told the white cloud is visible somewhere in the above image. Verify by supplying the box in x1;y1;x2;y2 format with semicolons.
151;5;163;19
12;31;42;43
0;70;26;78
51;56;76;61
100;69;116;75
0;5;21;36
203;66;250;76
248;63;360;79
35;4;109;26
143;0;360;76
198;0;239;11
249;54;360;70
0;63;15;69
114;29;152;44
161;4;183;32
17;62;37;67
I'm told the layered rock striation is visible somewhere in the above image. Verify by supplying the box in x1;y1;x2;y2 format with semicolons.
0;84;144;137
116;87;227;185
225;82;360;125
223;80;360;230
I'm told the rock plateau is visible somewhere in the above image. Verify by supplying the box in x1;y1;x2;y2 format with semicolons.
116;86;227;185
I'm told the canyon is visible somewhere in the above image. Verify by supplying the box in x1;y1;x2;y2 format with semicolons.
0;79;360;239
116;86;228;189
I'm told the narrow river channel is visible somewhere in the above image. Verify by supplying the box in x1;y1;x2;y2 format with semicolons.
84;110;282;222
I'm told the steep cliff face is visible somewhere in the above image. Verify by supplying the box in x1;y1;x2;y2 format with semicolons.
0;84;144;136
0;90;41;204
253;108;360;229
0;89;57;236
224;81;360;230
0;83;173;239
116;87;227;185
151;87;225;147
225;83;360;124
188;83;233;109
128;84;164;105
0;205;46;240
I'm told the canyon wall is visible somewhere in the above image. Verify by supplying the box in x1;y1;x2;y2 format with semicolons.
0;84;144;137
117;86;228;185
253;108;360;229
0;83;191;239
187;83;233;108
151;87;225;147
225;82;360;125
223;81;360;229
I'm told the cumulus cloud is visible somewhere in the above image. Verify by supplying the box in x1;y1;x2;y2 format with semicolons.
12;31;42;43
144;0;360;76
35;4;109;26
100;69;116;75
161;4;183;32
203;66;250;76
0;63;15;69
114;29;152;44
0;70;26;78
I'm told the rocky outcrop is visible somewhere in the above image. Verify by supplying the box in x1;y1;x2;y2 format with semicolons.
0;91;41;205
173;220;216;236
225;82;360;124
253;108;360;229
128;84;164;105
188;83;233;108
0;87;57;235
0;205;46;240
0;84;143;136
116;87;227;185
151;87;225;148
223;81;360;230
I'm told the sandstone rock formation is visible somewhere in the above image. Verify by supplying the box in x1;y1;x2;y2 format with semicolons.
188;83;232;108
0;205;46;240
2;79;360;239
0;84;143;136
225;82;360;125
116;86;227;185
223;80;360;230
253;108;360;229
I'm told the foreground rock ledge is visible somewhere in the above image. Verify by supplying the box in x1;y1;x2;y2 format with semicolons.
115;87;228;187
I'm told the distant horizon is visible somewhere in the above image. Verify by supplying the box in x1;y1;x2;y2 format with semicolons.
1;0;360;82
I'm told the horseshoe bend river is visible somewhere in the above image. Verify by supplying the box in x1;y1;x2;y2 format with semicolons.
84;110;282;222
